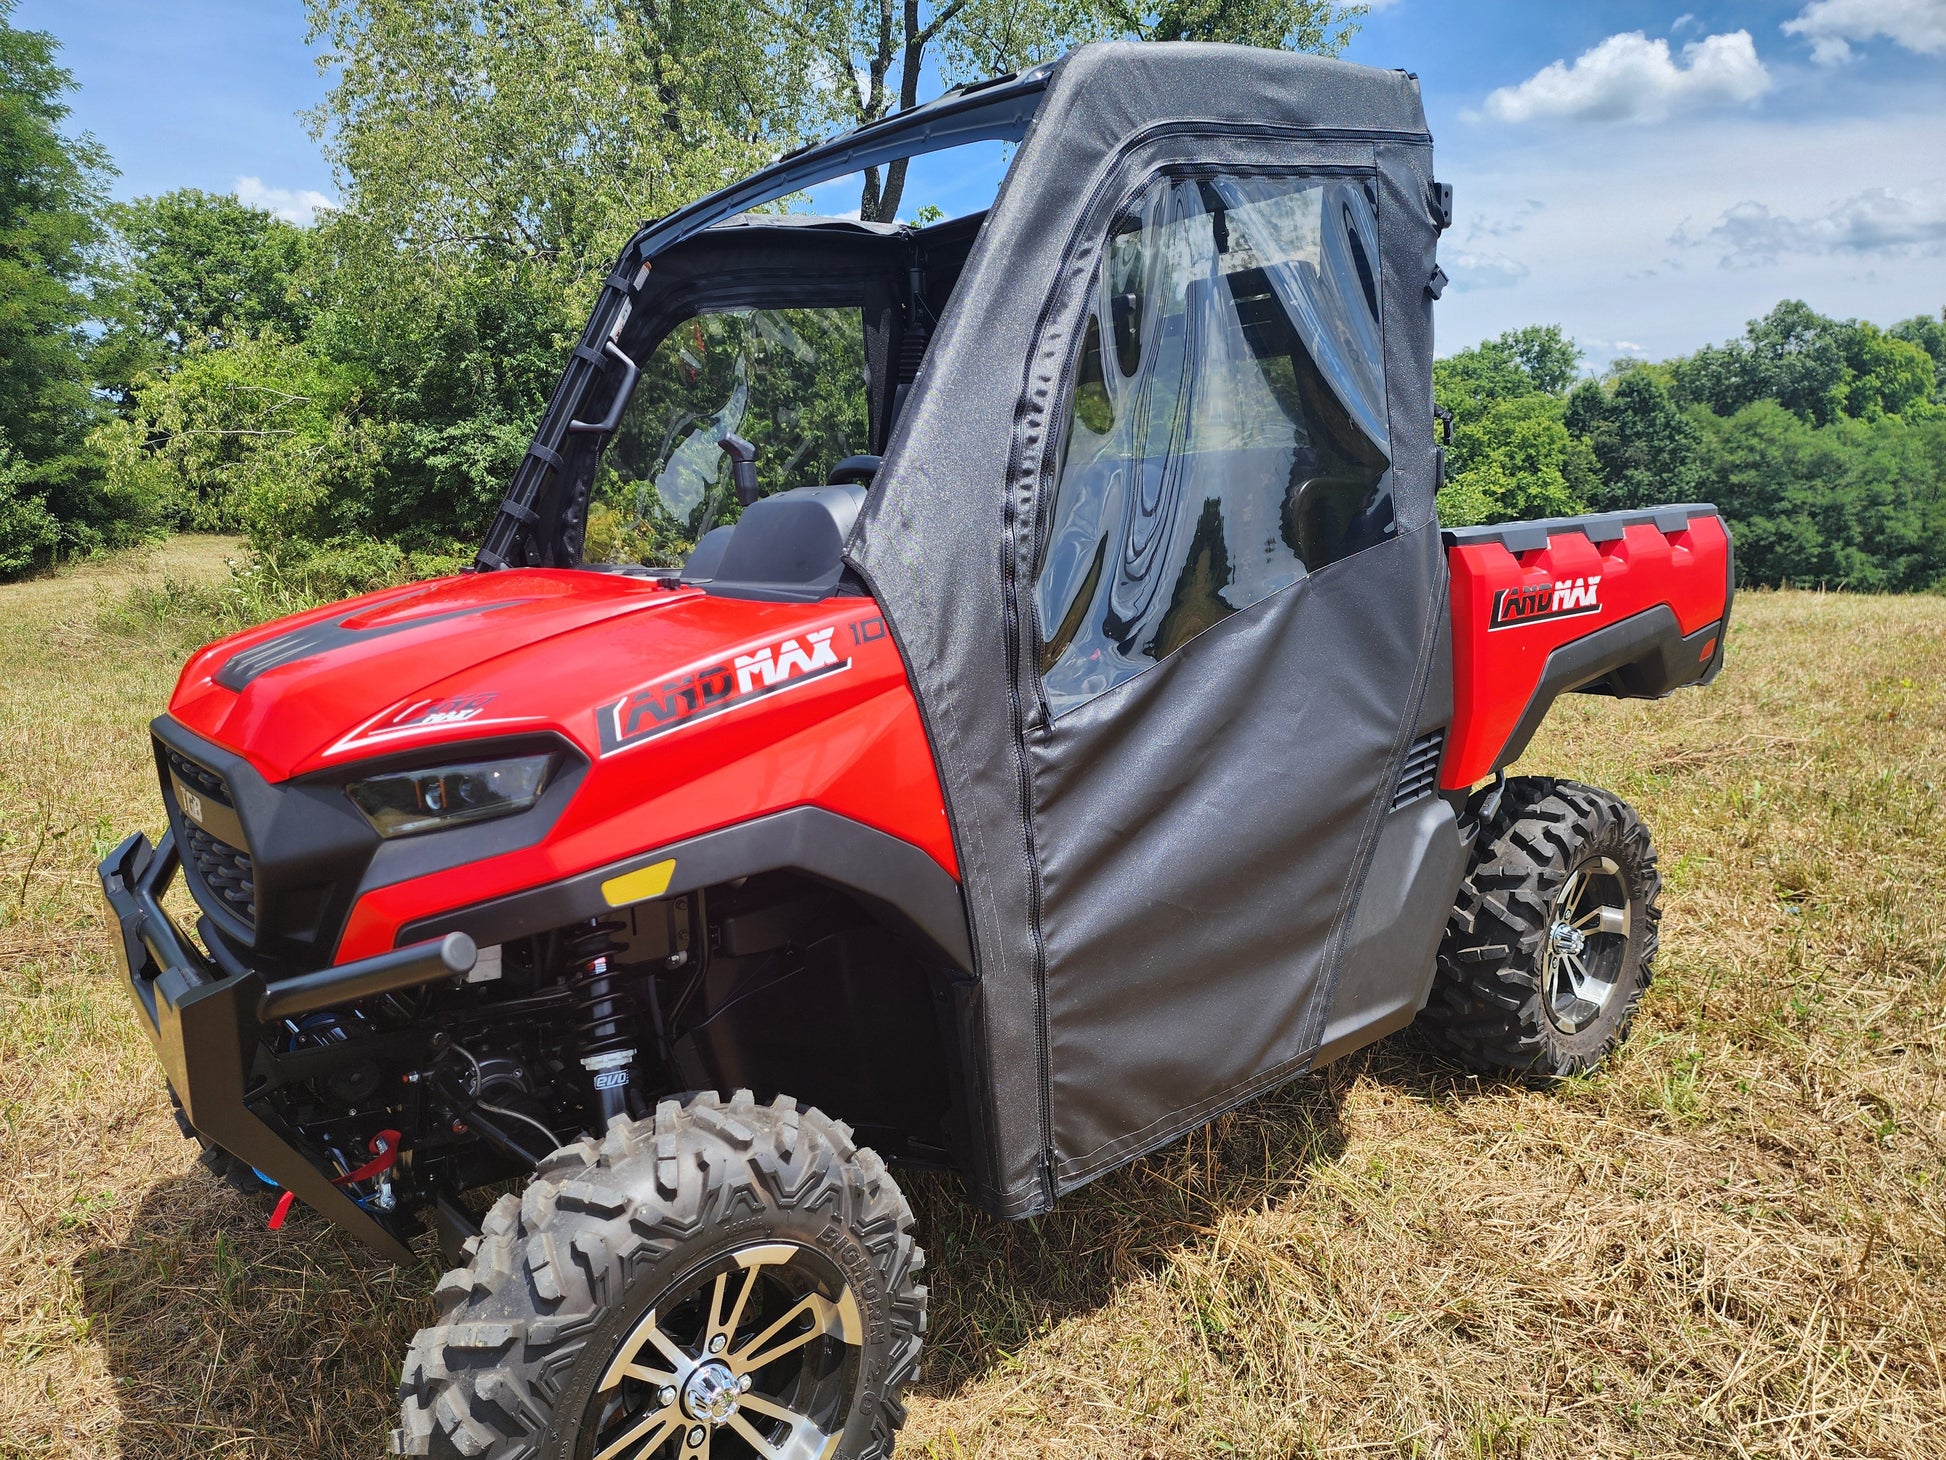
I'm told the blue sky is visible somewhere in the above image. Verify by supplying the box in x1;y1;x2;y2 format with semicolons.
15;0;1944;366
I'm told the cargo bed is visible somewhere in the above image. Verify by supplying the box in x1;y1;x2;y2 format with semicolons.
1440;504;1734;788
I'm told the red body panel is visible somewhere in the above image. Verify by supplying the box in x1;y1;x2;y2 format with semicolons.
167;572;956;963
1442;514;1730;789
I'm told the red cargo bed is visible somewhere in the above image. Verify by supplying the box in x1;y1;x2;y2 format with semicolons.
1441;504;1733;789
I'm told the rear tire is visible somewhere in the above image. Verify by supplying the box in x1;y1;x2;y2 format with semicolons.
393;1090;926;1460
1419;777;1661;1078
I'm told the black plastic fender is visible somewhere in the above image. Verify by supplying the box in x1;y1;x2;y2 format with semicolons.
397;805;974;973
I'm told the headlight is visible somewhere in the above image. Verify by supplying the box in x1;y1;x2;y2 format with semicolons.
346;754;554;839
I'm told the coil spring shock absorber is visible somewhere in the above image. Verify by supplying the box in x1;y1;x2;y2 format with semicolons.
567;917;636;1127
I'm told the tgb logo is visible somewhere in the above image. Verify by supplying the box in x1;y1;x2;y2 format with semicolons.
1490;575;1603;631
597;623;858;755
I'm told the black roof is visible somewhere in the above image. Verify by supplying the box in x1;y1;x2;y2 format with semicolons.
625;41;1429;264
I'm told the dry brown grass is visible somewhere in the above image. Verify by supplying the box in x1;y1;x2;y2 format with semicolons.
3;541;1943;1459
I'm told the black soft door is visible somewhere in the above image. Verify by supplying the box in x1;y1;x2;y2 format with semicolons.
1024;171;1443;1190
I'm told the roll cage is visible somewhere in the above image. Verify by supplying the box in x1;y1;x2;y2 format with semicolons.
476;65;1055;573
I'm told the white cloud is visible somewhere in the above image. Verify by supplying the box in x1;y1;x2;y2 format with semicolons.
1477;30;1772;125
1782;0;1946;64
1466;198;1543;239
1681;187;1946;266
235;176;335;226
1445;249;1529;292
1430;104;1946;361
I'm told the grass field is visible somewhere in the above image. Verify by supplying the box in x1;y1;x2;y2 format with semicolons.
3;539;1943;1459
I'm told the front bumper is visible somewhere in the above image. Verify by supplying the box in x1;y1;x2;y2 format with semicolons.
100;830;424;1263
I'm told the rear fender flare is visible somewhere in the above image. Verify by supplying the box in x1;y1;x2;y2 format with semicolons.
1490;606;1723;774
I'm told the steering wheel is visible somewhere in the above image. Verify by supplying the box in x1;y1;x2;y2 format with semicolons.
827;455;882;487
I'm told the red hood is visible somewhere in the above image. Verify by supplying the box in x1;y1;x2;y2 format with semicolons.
169;570;699;780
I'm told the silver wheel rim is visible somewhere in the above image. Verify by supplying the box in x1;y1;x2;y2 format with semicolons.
1543;855;1631;1035
585;1242;864;1460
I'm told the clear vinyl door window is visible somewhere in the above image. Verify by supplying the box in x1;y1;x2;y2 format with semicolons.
1035;173;1392;717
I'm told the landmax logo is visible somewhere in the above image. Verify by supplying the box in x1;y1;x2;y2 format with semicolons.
1490;575;1602;630
323;691;540;758
597;625;852;754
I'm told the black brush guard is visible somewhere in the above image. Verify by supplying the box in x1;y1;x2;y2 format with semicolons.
99;830;475;1263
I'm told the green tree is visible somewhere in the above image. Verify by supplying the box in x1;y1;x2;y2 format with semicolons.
1432;326;1596;527
1690;401;1946;591
307;0;789;308
1670;300;1943;429
0;1;108;470
1837;320;1936;421
1889;309;1945;403
1493;323;1581;396
1101;0;1362;46
1671;300;1859;426
1565;367;1702;513
298;0;814;549
96;329;382;536
1434;325;1581;417
763;0;1364;221
94;189;318;398
0;429;60;575
0;0;166;576
296;0;1369;553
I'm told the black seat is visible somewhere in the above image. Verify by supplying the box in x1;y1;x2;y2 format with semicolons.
683;484;868;601
827;455;881;486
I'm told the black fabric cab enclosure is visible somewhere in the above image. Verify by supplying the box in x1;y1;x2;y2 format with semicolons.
850;43;1447;1216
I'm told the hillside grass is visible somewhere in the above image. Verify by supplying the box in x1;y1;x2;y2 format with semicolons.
2;540;1942;1459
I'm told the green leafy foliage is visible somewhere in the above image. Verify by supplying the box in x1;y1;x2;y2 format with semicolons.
4;0;1939;599
0;1;107;466
1888;309;1946;403
758;0;1358;220
1437;305;1946;590
1668;300;1942;427
1;0;1368;583
0;0;159;568
0;430;61;576
1692;403;1946;592
93;190;318;397
1565;367;1703;513
1433;326;1598;526
96;330;384;535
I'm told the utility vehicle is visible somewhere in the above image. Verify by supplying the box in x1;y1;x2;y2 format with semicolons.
99;42;1732;1460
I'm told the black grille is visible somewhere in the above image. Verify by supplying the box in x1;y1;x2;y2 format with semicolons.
164;746;232;807
1390;728;1446;811
183;821;257;926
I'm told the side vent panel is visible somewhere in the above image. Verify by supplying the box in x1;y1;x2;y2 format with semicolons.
1391;729;1446;812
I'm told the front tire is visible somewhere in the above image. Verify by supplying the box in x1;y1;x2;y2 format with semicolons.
1419;777;1661;1078
394;1090;926;1460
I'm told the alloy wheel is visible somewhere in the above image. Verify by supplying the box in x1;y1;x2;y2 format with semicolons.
584;1241;864;1460
1542;855;1631;1035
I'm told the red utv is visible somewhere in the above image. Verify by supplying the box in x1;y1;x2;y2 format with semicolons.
99;42;1732;1460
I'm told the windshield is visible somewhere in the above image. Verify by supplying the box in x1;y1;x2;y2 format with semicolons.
588;307;870;565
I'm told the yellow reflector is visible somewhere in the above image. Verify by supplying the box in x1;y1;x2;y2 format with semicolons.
600;859;676;907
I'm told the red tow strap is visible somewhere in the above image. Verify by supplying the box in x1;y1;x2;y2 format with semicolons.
265;1130;402;1232
332;1129;402;1187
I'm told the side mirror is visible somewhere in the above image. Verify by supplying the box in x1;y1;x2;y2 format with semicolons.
718;434;760;507
1433;404;1454;446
